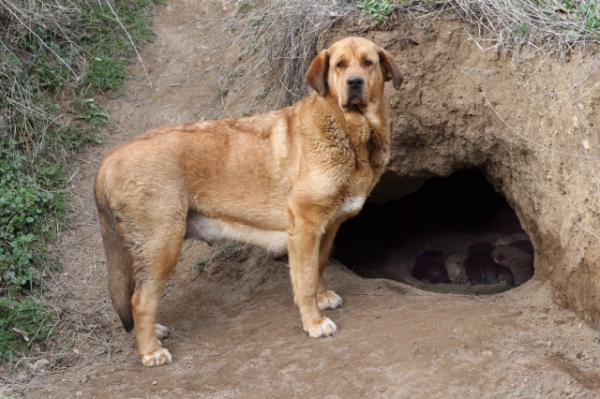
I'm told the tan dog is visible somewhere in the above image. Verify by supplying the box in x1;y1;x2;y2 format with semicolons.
95;37;402;366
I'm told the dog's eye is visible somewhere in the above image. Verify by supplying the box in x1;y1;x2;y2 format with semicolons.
363;60;372;67
336;61;345;68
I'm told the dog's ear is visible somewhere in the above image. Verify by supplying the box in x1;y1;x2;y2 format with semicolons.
378;48;402;90
306;49;330;96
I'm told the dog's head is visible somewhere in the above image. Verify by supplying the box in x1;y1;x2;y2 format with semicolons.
306;37;402;111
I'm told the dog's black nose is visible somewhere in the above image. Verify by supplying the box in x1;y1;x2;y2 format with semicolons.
347;76;364;89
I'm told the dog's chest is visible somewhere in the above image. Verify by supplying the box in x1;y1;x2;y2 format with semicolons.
335;196;366;220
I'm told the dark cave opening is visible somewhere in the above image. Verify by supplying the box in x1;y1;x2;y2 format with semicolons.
333;169;534;293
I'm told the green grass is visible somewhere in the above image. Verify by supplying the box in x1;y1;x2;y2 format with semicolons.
359;0;393;25
193;260;207;272
0;298;54;362
0;0;160;365
577;1;600;31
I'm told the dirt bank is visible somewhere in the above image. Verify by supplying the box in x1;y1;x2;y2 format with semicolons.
320;15;600;323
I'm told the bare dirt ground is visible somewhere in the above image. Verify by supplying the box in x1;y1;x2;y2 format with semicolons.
8;1;600;398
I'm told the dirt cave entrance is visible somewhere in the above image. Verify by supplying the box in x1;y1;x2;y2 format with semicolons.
334;169;535;294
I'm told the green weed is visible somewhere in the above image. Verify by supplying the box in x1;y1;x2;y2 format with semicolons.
248;17;264;27
193;260;207;272
86;58;127;93
558;1;599;31
516;23;530;35
65;100;109;148
0;139;64;289
0;297;54;361
0;0;160;363
579;1;600;31
359;0;393;25
237;0;254;15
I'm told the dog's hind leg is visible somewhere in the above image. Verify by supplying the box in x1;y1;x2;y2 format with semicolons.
129;231;184;367
316;222;344;311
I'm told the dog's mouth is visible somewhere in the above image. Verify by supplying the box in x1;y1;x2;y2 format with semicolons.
342;92;366;111
342;104;365;113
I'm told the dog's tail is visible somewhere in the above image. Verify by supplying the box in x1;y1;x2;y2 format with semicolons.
95;175;135;332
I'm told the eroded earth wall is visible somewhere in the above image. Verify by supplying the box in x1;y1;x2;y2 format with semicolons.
320;15;600;323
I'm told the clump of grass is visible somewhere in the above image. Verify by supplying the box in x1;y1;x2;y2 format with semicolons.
0;0;159;366
359;0;393;25
193;260;207;272
0;298;53;364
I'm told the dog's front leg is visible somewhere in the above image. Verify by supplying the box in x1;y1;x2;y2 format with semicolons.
288;221;338;338
316;222;344;311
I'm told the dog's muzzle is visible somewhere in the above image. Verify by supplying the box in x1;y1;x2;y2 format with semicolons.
346;76;364;106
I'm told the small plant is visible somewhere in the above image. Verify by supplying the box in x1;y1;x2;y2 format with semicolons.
516;23;530;35
86;57;127;93
218;242;243;259
237;0;254;15
65;100;108;148
359;0;392;25
0;297;54;361
248;17;263;28
193;260;207;272
579;1;599;31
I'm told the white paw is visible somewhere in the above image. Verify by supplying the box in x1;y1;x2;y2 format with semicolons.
155;323;170;341
318;290;343;310
141;348;172;367
305;317;338;338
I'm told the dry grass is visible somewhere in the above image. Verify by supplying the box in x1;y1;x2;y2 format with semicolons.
0;0;158;384
227;0;599;107
402;1;599;55
223;0;357;108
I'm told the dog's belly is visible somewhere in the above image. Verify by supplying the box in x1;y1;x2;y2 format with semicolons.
185;212;288;255
185;196;365;255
